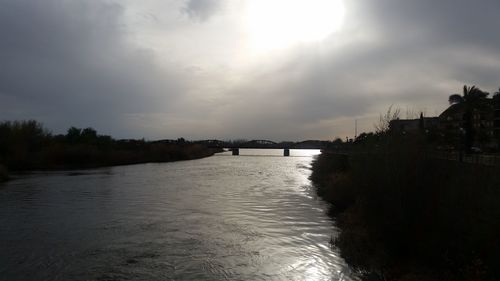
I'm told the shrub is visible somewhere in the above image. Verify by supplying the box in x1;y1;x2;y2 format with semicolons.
311;138;500;280
0;164;8;182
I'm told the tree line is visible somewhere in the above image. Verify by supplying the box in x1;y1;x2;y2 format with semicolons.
0;120;219;173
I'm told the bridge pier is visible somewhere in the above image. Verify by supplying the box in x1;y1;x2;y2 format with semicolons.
284;148;290;157
232;148;240;156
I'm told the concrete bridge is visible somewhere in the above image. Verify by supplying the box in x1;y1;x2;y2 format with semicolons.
195;139;330;156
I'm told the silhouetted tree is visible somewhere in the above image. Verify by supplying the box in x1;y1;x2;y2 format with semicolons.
0;120;219;171
448;85;489;152
374;105;401;134
81;127;98;143
418;112;424;131
494;88;500;101
66;127;82;143
355;132;376;144
333;138;343;144
0;120;49;169
493;89;500;147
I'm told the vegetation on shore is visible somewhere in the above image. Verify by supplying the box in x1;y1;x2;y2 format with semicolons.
311;133;500;280
0;120;221;175
0;164;8;182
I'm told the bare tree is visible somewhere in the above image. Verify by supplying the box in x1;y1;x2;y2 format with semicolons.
374;105;401;134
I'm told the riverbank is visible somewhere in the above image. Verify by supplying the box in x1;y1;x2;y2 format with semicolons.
0;164;8;182
311;146;500;280
2;141;222;170
0;120;222;177
0;145;222;182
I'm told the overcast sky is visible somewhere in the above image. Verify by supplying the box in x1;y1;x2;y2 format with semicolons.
1;0;500;141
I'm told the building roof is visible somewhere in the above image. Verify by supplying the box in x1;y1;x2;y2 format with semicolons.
439;103;464;118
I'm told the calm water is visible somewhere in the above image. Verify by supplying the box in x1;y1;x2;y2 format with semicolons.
0;149;356;281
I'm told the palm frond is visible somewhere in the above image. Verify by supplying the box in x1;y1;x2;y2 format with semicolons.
448;94;463;104
463;85;476;97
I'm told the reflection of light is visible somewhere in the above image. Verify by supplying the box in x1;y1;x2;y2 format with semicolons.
245;0;346;50
217;149;321;157
287;258;325;281
291;149;321;157
305;264;322;281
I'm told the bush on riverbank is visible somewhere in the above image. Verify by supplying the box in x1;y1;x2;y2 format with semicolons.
0;164;8;182
0;120;221;171
311;137;500;281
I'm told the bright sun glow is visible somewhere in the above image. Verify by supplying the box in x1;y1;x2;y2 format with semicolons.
245;0;345;50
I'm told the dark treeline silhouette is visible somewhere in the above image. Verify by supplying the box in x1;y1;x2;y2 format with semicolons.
311;88;500;280
0;120;221;179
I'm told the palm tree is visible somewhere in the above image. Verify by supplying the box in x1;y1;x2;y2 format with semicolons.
494;88;500;100
493;88;500;146
449;85;489;105
448;85;489;152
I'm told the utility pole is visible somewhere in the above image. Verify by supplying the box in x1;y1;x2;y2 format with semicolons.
355;119;358;139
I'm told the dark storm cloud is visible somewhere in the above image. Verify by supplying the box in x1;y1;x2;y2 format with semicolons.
182;0;221;21
357;0;500;97
360;0;500;48
0;0;184;137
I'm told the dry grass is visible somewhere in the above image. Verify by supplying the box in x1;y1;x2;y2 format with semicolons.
311;139;500;281
0;164;8;182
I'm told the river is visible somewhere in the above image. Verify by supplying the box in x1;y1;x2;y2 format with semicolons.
0;149;357;281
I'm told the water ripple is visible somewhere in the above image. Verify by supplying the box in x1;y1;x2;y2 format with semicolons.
0;149;358;280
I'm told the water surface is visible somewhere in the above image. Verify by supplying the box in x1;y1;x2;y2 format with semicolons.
0;149;356;280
